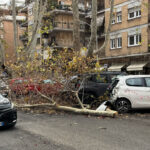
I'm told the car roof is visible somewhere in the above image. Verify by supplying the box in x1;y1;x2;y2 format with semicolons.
117;75;150;80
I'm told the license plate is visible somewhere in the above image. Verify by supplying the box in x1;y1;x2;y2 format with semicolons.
0;122;4;126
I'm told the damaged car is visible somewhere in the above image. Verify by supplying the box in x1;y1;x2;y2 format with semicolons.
0;94;17;128
108;75;150;113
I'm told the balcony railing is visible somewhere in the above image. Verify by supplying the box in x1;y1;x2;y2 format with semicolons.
47;4;72;12
53;22;85;31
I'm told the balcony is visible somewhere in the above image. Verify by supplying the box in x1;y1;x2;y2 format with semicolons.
52;22;85;32
47;4;72;15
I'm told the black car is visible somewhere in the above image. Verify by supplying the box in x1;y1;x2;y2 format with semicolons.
0;94;17;128
77;71;127;104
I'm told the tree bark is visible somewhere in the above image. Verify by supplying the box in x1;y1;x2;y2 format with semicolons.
72;0;80;51
87;0;97;57
12;0;18;57
94;0;114;55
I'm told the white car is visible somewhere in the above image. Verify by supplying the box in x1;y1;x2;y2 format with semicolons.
110;75;150;113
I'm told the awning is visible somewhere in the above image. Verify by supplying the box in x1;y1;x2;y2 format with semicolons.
127;62;148;71
108;64;126;72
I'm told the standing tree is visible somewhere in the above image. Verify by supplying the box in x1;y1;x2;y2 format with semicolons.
12;0;18;57
87;0;97;57
72;0;80;51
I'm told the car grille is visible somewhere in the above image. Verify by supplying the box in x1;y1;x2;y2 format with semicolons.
0;109;17;123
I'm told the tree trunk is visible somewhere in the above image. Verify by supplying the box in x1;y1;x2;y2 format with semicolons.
12;0;18;58
72;0;80;51
94;0;114;55
87;0;97;57
25;0;47;56
15;103;118;117
0;40;5;64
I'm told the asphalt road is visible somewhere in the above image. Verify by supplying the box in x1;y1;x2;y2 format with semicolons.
0;111;150;150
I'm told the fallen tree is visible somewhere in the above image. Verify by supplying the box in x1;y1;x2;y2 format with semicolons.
15;103;118;118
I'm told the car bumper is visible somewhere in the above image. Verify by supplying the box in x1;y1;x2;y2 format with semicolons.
0;108;17;127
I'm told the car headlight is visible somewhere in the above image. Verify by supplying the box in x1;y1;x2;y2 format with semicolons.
0;98;10;104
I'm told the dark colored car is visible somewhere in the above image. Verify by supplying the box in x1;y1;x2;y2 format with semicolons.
77;71;127;104
0;94;17;128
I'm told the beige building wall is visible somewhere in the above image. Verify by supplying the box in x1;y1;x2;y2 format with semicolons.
104;0;149;58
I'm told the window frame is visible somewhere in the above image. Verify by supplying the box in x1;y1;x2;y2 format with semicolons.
128;34;141;47
117;37;122;48
110;38;116;49
111;15;115;24
128;7;141;20
117;12;122;23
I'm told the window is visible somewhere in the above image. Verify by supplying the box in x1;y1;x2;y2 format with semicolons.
145;78;150;87
126;78;144;87
117;12;122;23
110;39;115;49
0;35;3;39
128;34;141;46
37;38;40;45
94;74;108;83
111;15;115;24
117;37;122;48
128;7;141;20
28;8;33;16
0;22;3;28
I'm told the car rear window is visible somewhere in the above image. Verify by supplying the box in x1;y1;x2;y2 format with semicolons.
145;78;150;87
126;78;144;87
94;74;108;83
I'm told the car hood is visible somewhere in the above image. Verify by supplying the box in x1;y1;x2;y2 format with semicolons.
0;95;11;110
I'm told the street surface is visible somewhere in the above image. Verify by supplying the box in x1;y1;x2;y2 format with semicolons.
0;111;150;150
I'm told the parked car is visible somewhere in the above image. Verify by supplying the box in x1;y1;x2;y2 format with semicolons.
77;71;127;104
0;94;17;128
9;78;62;96
39;79;62;96
9;78;40;96
109;75;150;113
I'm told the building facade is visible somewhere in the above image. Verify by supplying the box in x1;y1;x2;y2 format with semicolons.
101;0;150;74
0;8;26;65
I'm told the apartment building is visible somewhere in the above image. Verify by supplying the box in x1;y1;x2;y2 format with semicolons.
22;0;105;59
0;8;26;65
42;0;91;49
101;0;150;74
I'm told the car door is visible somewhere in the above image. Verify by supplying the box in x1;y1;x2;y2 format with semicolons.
141;77;150;107
125;77;148;108
91;74;110;97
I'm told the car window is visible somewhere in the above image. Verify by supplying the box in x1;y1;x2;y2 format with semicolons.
126;78;144;87
94;74;108;83
145;78;150;87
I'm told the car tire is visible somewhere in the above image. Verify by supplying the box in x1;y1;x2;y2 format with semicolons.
115;99;131;113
